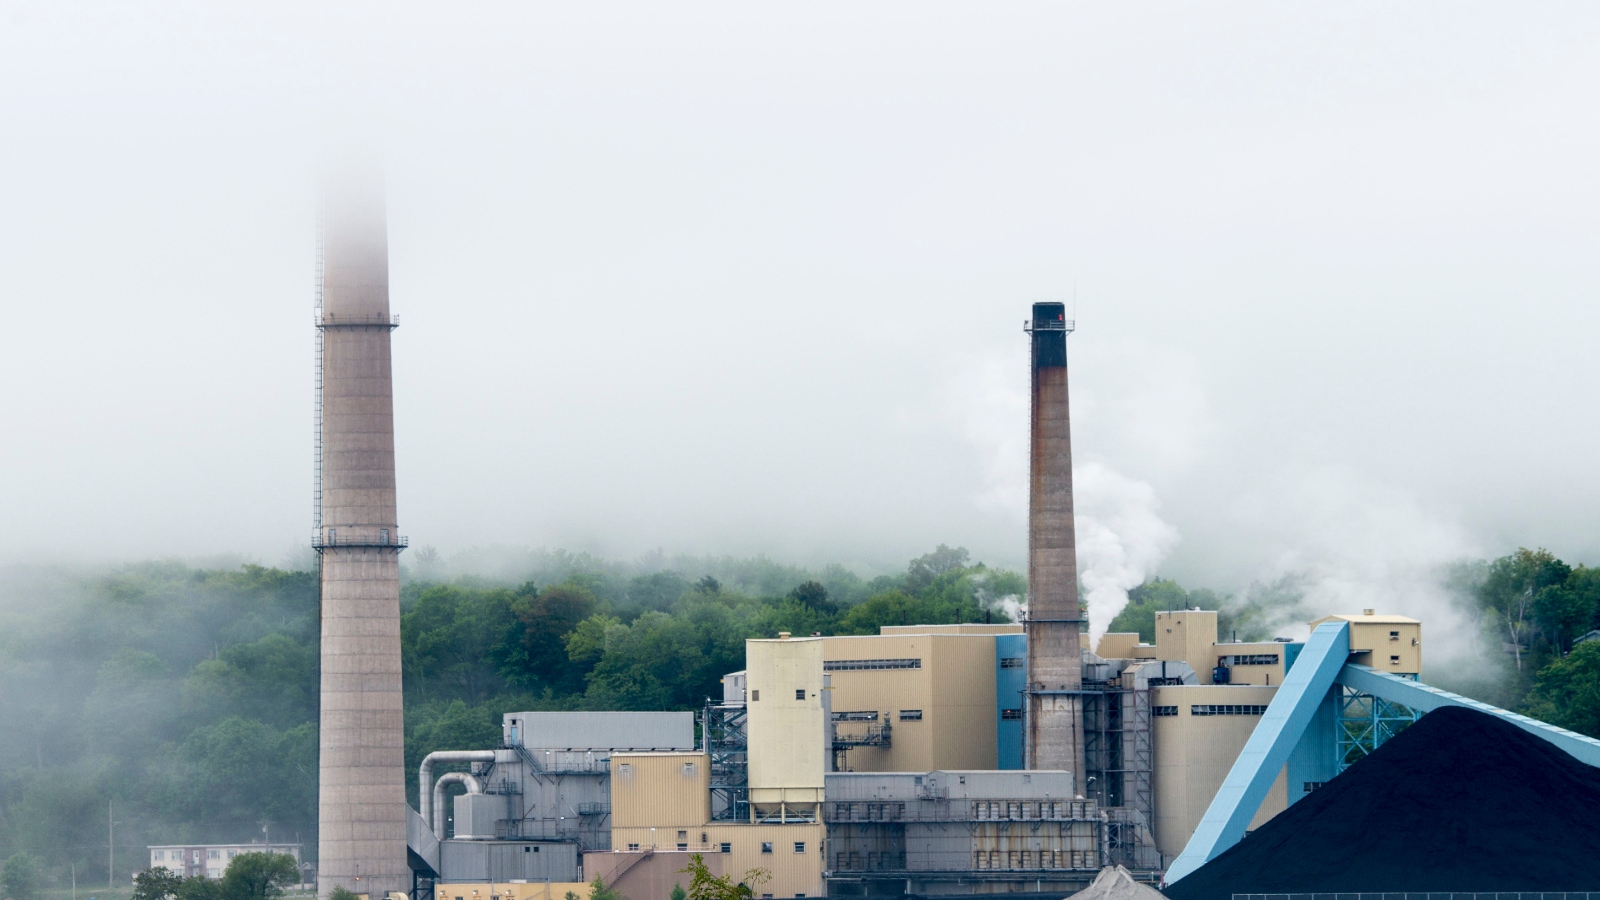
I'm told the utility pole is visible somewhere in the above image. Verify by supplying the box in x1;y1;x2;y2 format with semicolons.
108;799;119;891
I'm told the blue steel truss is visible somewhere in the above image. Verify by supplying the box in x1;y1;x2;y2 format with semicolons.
1335;686;1421;772
1165;641;1600;888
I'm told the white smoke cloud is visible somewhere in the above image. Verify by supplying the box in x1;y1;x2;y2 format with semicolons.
1223;465;1483;663
948;351;1182;640
1075;462;1180;642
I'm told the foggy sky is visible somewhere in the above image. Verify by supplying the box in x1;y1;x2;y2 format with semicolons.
2;2;1598;609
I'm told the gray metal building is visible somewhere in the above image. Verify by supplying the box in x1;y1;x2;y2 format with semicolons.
823;770;1101;899
412;711;696;889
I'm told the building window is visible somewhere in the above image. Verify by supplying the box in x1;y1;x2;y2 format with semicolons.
1152;706;1178;717
794;842;805;853
1190;704;1268;716
154;852;164;861
761;842;773;854
683;763;697;777
1227;654;1279;665
795;689;806;700
1001;709;1021;720
751;690;760;701
832;711;877;722
677;831;688;840
899;710;923;721
677;844;688;851
1303;781;1325;793
627;844;639;852
227;850;237;858
823;658;921;671
999;657;1023;668
1390;655;1400;664
207;851;220;860
720;843;731;853
620;763;632;774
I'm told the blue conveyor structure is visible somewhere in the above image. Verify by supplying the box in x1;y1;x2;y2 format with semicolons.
1162;621;1350;885
1165;621;1600;887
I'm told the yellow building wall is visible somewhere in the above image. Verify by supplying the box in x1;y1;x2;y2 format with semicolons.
747;637;825;805
820;633;997;772
1209;641;1290;686
1095;633;1141;660
1154;611;1220;683
610;752;711;828
1313;613;1422;675
610;823;826;898
436;883;591;900
1151;684;1287;857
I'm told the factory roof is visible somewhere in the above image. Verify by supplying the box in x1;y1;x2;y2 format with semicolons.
1312;612;1420;625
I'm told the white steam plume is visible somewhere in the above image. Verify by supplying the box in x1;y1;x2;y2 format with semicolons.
1075;462;1180;642
949;353;1181;640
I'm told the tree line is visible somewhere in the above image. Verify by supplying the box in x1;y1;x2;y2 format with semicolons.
0;546;1018;892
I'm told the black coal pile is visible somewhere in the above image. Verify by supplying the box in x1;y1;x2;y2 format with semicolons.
1165;705;1600;900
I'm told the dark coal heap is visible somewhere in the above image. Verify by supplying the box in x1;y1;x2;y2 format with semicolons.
1165;706;1600;900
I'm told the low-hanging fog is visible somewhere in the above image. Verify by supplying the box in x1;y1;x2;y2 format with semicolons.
3;2;1599;642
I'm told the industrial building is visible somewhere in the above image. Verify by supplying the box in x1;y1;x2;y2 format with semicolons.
347;297;1600;897
148;843;304;881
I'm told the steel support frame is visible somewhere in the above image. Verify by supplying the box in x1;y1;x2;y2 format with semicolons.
1335;687;1420;772
1164;621;1351;886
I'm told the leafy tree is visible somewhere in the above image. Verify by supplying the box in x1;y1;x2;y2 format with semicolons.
906;545;970;592
788;582;835;615
218;852;300;900
327;887;360;900
677;853;768;900
133;868;185;900
177;878;224;900
1524;641;1600;738
507;584;598;693
670;884;687;900
589;877;622;900
1480;548;1572;670
400;585;518;702
1;851;41;900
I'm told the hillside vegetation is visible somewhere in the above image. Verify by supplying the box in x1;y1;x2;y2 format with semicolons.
2;543;1596;894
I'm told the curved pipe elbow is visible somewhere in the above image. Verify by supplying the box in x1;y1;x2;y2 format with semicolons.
431;771;484;839
418;750;496;835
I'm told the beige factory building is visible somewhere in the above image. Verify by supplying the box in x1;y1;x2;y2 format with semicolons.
582;636;828;900
821;629;1007;771
443;611;1421;899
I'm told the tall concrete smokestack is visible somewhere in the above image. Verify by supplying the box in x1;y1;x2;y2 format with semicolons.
1023;302;1086;784
314;169;409;899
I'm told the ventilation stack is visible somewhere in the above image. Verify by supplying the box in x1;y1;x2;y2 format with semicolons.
1023;302;1086;784
314;170;409;899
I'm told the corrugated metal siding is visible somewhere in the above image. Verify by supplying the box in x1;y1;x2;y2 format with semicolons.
437;841;582;883
610;753;711;828
502;712;694;751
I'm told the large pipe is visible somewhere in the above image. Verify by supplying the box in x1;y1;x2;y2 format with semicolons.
417;751;497;833
1022;302;1087;785
431;772;484;839
316;167;409;899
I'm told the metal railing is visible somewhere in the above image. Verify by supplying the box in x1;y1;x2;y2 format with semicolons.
312;532;409;550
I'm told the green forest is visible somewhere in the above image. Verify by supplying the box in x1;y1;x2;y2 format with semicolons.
0;544;1597;895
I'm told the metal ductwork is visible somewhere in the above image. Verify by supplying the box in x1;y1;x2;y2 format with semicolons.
418;750;496;836
430;771;483;839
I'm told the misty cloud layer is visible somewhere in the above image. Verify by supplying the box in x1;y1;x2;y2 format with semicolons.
2;3;1598;620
